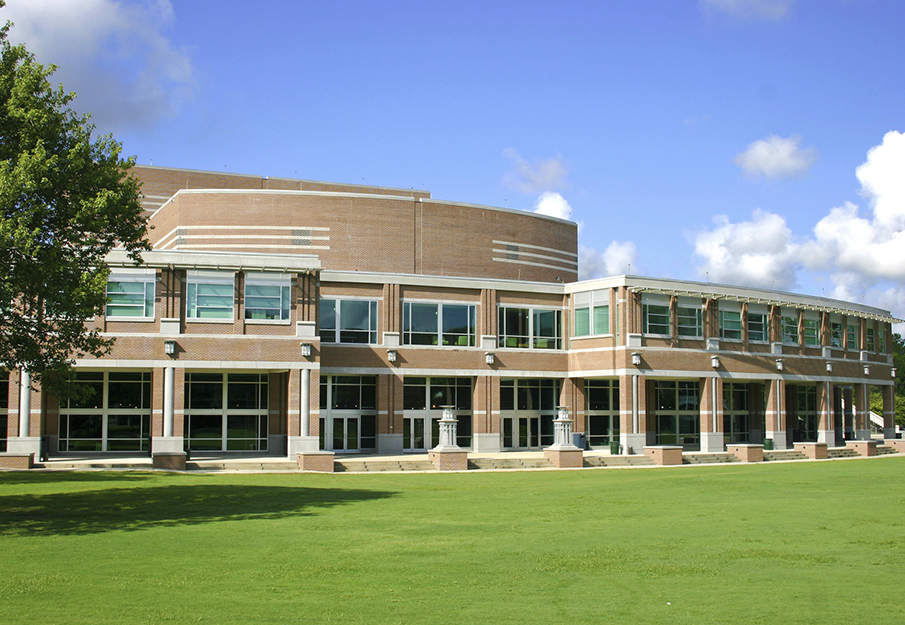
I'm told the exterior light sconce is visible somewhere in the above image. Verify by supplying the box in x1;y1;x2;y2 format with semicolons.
387;349;398;363
893;367;898;378
863;365;870;376
301;343;312;358
826;361;833;372
631;352;642;366
775;359;784;371
711;355;720;369
485;352;495;365
164;340;176;356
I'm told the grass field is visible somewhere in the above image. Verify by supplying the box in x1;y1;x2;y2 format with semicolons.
1;457;904;625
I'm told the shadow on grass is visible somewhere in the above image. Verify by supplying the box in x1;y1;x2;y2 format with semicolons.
0;483;397;536
0;471;155;486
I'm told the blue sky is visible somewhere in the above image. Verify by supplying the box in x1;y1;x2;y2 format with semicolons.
4;0;905;325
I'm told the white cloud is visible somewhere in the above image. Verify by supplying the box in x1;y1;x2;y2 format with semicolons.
501;149;569;195
533;192;571;220
579;241;638;281
702;0;794;20
734;134;817;180
2;0;194;132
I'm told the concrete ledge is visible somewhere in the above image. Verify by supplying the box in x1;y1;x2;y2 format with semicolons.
543;448;583;468
794;442;828;460
884;439;905;453
727;444;764;463
845;439;877;457
152;452;187;471
428;450;468;471
644;446;683;466
0;453;35;469
296;451;335;472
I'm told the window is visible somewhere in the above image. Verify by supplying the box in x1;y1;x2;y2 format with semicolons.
802;315;819;346
498;307;562;349
106;268;155;319
642;295;670;335
879;329;887;353
185;373;268;451
320;299;378;344
847;322;858;350
830;317;844;348
781;309;799;344
403;302;476;346
573;290;610;337
747;305;768;342
654;380;700;448
791;385;818;443
244;272;290;321
187;270;234;320
866;327;875;352
500;378;559;449
719;304;742;340
586;379;619;447
318;376;377;452
403;377;472;449
677;298;703;338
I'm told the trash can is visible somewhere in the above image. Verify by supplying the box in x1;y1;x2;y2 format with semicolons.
763;438;774;451
40;435;51;462
609;439;620;455
572;432;586;450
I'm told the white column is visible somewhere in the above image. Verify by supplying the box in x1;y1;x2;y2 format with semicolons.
18;369;31;437
300;368;310;437
163;366;175;438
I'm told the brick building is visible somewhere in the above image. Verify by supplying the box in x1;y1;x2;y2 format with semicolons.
2;165;899;467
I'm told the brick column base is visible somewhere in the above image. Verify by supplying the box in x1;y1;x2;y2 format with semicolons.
845;440;877;457
153;452;187;471
884;439;905;453
644;446;684;466
0;453;35;469
543;448;583;468
727;444;764;463
794;442;828;460
428;450;468;471
297;452;335;472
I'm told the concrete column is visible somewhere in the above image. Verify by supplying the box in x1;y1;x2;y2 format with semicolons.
855;383;871;440
163;366;174;437
6;369;41;456
766;378;788;450
700;376;724;452
300;368;310;437
288;368;319;455
883;385;896;440
620;373;646;455
817;381;835;446
152;366;183;454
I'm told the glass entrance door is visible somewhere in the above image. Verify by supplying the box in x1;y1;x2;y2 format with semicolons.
403;415;440;451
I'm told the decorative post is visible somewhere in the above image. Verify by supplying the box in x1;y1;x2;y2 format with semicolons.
544;406;583;468
428;406;468;471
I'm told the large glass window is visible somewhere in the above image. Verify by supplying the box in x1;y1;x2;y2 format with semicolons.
866;327;876;352
723;383;752;444
106;268;156;319
586;379;619;447
320;299;379;344
642;295;670;335
500;378;559;449
747;306;768;342
187;270;235;320
58;371;152;452
498;307;562;349
403;377;472;449
719;304;742;340
318;376;377;452
403;302;476;346
654;380;700;448
803;315;819;346
573;290;610;337
781;309;799;345
846;321;858;350
790;385;818;443
244;272;290;321
185;373;268;451
677;297;703;338
830;316;844;348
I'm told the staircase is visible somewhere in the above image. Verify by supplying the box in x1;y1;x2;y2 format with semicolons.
334;459;435;473
468;457;554;470
876;445;899;456
827;448;860;459
763;450;808;462
683;453;741;465
583;455;655;468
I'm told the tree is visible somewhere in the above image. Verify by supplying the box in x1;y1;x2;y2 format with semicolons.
0;9;148;397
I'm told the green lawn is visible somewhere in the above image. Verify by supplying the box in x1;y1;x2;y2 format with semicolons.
2;458;904;625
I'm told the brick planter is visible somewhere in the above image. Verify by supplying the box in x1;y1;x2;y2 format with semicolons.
296;452;335;472
845;440;877;457
884;439;905;453
428;450;468;471
727;444;764;463
0;453;35;470
543;448;584;468
152;452;187;471
794;442;828;460
644;446;683;466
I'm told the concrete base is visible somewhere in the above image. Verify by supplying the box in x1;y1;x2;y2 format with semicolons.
621;433;646;455
0;453;35;469
884;439;905;452
269;434;287;456
846;439;877;457
856;429;871;441
152;452;187;471
644;445;684;466
6;437;41;456
794;442;828;460
377;433;404;454
297;451;335;472
287;436;320;457
766;431;788;450
152;436;185;454
544;447;583;468
818;429;835;445
471;432;502;453
727;444;764;463
699;431;725;453
884;428;896;440
428;449;468;471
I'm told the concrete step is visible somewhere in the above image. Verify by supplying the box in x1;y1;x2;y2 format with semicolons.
468;457;554;470
763;450;808;462
828;449;860;459
876;446;899;455
334;460;435;473
683;453;741;465
583;455;656;467
189;461;298;471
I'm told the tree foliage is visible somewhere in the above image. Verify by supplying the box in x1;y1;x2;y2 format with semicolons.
0;12;148;396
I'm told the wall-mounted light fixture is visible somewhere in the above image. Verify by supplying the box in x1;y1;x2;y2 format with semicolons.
485;352;495;365
387;349;398;363
826;361;833;372
864;365;870;376
301;343;312;357
893;367;898;378
711;355;720;369
164;340;176;356
632;352;641;366
775;358;784;371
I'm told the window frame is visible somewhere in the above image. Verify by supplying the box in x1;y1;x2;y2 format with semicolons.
573;290;611;337
498;306;562;350
244;272;291;322
106;268;156;320
320;298;379;344
719;303;742;341
641;294;670;336
676;297;703;338
402;301;476;347
781;308;800;345
186;270;235;322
